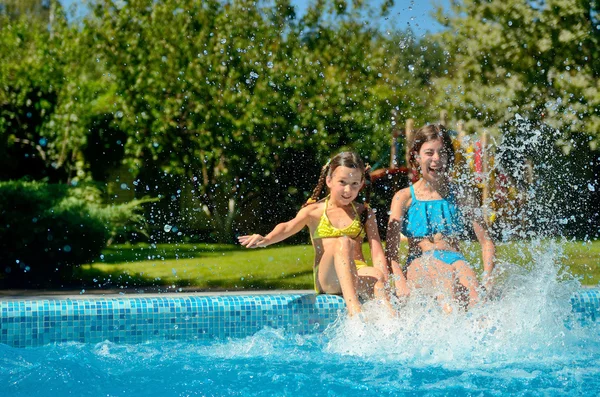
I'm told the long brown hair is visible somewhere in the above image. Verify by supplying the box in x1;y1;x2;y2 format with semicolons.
409;124;455;171
303;151;371;222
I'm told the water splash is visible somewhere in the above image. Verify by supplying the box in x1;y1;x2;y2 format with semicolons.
324;238;598;368
324;116;598;370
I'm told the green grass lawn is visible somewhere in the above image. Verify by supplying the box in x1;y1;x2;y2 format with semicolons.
74;239;600;291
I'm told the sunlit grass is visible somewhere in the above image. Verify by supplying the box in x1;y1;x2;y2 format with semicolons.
74;239;600;291
75;243;317;290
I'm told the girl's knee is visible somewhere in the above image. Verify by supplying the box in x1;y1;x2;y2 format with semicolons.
359;267;385;282
372;268;386;284
454;260;476;275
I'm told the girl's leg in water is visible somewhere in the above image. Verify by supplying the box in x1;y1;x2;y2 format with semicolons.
317;236;396;316
330;236;362;316
453;260;481;309
357;267;398;316
407;257;455;313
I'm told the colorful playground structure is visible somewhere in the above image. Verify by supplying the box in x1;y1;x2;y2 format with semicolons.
370;111;521;230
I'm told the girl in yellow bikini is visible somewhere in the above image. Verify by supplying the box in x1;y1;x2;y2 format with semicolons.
239;152;396;317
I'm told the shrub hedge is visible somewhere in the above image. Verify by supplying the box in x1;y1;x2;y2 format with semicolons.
0;180;150;287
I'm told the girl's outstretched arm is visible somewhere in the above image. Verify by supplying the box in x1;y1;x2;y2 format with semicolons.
385;189;410;297
238;205;313;248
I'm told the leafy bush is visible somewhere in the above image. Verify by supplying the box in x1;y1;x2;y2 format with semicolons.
0;180;151;287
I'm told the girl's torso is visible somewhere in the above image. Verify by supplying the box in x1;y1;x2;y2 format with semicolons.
401;182;465;259
307;198;366;266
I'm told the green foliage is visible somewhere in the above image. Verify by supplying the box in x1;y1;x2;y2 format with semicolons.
431;0;600;238
0;0;53;20
0;0;445;243
0;2;109;183
77;0;436;241
433;0;600;147
0;181;152;287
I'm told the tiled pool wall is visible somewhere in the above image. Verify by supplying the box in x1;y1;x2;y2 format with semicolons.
0;293;345;347
1;290;598;348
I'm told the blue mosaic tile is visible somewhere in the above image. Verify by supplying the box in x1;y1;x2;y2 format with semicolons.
0;293;346;347
2;290;598;348
570;289;600;323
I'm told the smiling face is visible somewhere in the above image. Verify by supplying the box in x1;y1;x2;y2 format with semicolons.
326;166;364;205
415;138;449;182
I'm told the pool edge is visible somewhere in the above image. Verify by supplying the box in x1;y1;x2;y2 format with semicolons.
1;289;598;347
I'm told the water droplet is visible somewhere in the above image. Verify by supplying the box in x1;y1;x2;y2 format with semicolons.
164;224;173;232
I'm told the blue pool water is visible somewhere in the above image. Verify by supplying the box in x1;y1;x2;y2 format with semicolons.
1;286;600;396
1;320;599;396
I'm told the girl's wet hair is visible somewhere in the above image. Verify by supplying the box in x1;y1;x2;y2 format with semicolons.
304;151;371;221
409;124;455;170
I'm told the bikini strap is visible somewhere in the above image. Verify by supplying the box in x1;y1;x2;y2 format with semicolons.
350;201;366;239
350;201;360;218
409;184;417;201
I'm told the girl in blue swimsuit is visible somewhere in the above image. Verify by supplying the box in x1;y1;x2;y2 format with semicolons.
239;152;395;317
386;124;496;312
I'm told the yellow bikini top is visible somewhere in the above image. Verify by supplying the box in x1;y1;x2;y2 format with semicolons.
313;197;366;239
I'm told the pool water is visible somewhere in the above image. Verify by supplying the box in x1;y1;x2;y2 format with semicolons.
1;319;599;396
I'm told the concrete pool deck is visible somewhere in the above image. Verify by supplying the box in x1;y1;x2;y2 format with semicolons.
2;285;597;300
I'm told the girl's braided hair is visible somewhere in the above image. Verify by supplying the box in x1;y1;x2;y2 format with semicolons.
303;151;372;224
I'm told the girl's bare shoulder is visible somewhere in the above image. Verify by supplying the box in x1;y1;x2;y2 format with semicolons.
300;200;326;218
354;201;370;213
392;187;412;205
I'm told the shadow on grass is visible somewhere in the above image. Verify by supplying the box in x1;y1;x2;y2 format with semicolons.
72;266;314;291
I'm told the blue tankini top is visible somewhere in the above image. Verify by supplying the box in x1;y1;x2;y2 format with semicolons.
401;185;464;238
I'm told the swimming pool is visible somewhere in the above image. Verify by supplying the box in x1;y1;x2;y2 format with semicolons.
1;289;599;396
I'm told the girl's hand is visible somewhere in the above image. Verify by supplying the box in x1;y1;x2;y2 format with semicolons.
238;234;267;248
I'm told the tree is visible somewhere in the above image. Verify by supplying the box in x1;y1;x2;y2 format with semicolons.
1;0;444;242
81;0;434;241
0;10;65;181
0;0;107;183
0;0;52;21
433;0;600;237
433;0;600;146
